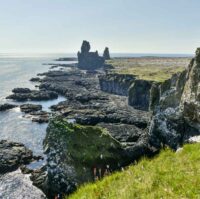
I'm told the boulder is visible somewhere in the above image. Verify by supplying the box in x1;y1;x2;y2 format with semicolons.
0;140;34;174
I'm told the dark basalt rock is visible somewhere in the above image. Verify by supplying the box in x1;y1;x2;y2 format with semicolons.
12;88;31;93
0;140;35;174
20;104;42;113
103;47;111;60
77;40;105;70
30;77;41;82
20;104;50;123
30;166;48;195
7;88;58;101
0;103;18;111
99;73;135;96
31;111;50;123
128;80;153;111
98;123;153;159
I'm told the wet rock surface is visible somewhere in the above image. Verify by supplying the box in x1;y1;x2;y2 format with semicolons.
30;77;41;82
0;140;37;174
7;88;58;101
20;104;42;113
0;103;18;111
30;111;50;123
20;104;50;123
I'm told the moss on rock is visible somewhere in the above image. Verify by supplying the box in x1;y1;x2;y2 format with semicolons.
43;117;127;197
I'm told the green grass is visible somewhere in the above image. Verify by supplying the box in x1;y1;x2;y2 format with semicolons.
106;58;190;82
68;143;200;199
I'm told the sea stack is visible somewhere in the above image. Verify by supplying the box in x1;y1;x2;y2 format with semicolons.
103;47;111;60
77;40;105;70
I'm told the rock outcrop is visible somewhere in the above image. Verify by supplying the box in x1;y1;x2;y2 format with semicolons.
128;80;153;111
0;103;18;111
20;104;50;123
99;74;135;96
149;48;200;150
77;41;105;70
31;118;153;198
20;104;42;113
103;47;111;60
6;88;58;101
0;140;36;174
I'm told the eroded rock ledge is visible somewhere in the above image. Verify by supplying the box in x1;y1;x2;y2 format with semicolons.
6;88;58;101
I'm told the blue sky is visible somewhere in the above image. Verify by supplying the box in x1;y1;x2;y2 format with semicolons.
0;0;200;54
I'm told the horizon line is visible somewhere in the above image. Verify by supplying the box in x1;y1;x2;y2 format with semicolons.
0;52;194;55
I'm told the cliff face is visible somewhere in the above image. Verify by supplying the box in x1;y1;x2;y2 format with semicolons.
99;74;135;96
99;74;154;111
128;80;153;111
98;52;200;149
149;49;200;149
181;51;200;127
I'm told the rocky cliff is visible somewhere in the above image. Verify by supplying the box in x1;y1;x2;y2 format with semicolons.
99;74;154;111
128;79;153;111
99;73;135;96
149;49;200;149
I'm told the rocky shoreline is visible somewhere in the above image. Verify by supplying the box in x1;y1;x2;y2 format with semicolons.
1;44;200;199
1;53;153;197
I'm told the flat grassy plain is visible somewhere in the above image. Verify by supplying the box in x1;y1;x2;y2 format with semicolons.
68;143;200;199
107;57;191;82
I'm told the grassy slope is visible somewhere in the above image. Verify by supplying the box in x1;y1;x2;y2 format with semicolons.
107;58;190;82
68;144;200;199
